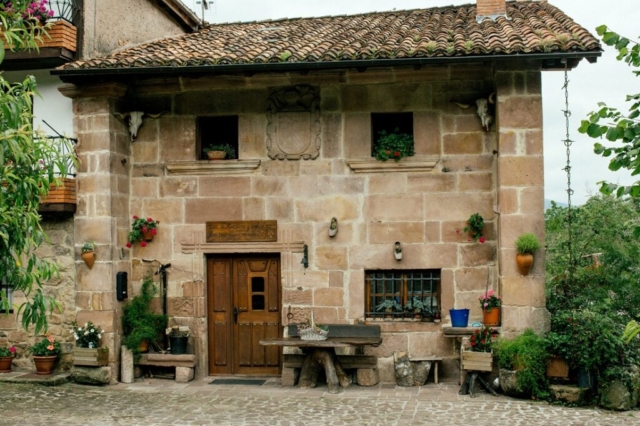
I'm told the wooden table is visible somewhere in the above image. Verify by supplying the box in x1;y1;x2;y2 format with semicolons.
260;336;382;394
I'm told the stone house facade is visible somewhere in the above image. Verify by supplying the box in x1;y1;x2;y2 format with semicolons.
6;0;601;383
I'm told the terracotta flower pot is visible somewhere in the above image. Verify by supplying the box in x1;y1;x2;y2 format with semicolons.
483;307;500;326
33;355;57;375
143;231;154;242
81;251;95;269
516;253;534;276
0;356;13;373
206;150;227;160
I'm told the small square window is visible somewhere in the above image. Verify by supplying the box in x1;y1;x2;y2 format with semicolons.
197;116;239;160
371;112;414;159
365;270;440;321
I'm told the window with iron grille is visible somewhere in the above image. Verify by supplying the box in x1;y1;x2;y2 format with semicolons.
365;270;440;321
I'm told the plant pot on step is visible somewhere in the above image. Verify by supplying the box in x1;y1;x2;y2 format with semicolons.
516;253;534;276
483;307;500;326
81;251;95;269
33;355;57;375
0;356;13;373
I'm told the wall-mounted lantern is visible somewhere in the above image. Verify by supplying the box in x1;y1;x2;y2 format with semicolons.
394;242;403;261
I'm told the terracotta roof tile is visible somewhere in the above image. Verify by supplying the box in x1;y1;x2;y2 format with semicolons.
60;1;600;71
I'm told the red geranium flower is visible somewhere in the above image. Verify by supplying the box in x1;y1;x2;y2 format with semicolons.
140;241;147;248
394;151;401;157
151;228;157;235
479;236;486;243
126;242;132;248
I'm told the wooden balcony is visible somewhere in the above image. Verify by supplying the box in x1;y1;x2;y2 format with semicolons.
39;177;76;214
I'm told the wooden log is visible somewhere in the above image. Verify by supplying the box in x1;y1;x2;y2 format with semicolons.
298;352;319;389
334;357;350;388
314;349;340;394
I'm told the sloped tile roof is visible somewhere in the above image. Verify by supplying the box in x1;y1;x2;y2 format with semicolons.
60;1;600;71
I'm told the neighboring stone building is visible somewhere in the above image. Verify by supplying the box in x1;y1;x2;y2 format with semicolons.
25;0;600;383
0;0;199;374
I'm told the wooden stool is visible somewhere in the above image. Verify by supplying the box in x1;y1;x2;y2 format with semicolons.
408;356;443;384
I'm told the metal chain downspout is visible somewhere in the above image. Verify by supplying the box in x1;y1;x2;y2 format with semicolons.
561;60;576;281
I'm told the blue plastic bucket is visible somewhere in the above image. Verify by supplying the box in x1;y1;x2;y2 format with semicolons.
450;309;470;327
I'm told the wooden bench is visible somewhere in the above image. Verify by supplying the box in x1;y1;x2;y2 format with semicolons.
409;356;443;384
137;353;196;383
261;324;382;393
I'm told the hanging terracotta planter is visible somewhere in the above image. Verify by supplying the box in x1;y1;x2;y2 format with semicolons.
516;253;534;276
81;251;95;269
143;231;155;242
483;307;500;326
0;356;13;373
33;355;57;375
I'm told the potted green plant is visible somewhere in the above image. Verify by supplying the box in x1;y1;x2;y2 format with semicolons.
122;274;168;359
0;345;17;373
464;213;485;243
375;299;403;318
373;129;414;162
478;290;501;326
30;333;61;375
494;329;549;398
515;233;541;276
126;216;159;248
204;143;236;160
81;241;96;269
405;297;429;319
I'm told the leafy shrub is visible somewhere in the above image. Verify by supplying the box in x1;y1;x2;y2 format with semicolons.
515;233;541;255
494;329;549;398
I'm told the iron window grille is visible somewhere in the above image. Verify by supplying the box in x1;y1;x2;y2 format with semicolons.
48;0;82;25
365;270;440;321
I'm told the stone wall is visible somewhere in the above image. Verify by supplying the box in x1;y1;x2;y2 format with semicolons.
0;217;76;372
65;63;546;382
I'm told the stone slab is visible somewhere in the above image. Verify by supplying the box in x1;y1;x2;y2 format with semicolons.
175;366;194;383
72;366;111;385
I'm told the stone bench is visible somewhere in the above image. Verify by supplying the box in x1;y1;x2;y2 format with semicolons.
137;354;196;383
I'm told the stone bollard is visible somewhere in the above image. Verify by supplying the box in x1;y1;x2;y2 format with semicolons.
121;345;134;384
413;361;432;386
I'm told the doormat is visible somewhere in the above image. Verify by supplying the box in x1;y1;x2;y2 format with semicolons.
209;379;266;386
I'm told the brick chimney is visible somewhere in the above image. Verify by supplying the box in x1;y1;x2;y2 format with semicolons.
476;0;507;22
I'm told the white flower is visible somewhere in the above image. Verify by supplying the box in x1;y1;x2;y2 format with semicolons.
98;334;102;338
78;327;82;331
74;334;78;340
91;329;95;333
84;331;89;335
85;322;88;327
89;343;94;348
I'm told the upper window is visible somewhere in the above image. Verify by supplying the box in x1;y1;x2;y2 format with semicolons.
371;113;414;161
365;270;440;321
197;116;239;160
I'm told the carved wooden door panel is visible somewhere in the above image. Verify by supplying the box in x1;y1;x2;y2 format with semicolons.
207;255;281;376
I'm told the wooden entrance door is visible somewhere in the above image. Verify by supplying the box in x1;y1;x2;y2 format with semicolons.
207;255;281;375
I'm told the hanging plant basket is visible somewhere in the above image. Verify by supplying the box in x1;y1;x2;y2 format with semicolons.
81;251;95;268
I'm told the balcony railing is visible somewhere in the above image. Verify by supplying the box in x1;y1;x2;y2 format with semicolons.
47;0;82;26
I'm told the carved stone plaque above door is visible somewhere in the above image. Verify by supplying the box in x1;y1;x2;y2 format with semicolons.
266;85;321;160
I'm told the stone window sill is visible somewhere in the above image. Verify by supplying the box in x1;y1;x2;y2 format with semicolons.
165;160;261;175
347;156;439;173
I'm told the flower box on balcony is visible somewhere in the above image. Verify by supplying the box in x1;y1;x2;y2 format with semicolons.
40;177;76;204
3;20;77;53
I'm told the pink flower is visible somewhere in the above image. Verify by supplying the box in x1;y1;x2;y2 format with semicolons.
487;290;494;296
147;217;153;223
142;226;148;233
479;236;486;243
9;346;16;354
47;345;54;351
151;228;157;235
126;242;132;248
483;302;488;308
133;215;138;219
140;241;147;248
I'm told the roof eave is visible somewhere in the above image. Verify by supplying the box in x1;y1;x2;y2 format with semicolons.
51;51;602;79
155;0;201;32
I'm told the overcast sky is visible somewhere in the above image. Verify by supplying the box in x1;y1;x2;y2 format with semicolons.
184;0;639;205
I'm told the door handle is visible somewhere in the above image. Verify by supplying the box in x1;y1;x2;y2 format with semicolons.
233;307;239;324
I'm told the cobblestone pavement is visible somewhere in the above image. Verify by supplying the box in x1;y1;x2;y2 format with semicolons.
1;378;638;426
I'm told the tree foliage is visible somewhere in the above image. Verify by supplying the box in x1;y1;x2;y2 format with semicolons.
0;3;75;333
579;25;640;198
545;196;640;320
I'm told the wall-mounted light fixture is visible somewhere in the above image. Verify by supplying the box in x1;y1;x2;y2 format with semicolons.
394;242;402;261
328;217;338;238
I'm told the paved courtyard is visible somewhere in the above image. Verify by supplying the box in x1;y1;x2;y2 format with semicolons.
0;377;638;425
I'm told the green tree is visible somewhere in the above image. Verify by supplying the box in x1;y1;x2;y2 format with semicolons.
545;196;640;319
0;4;75;333
579;25;640;199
